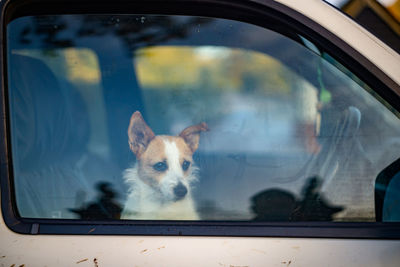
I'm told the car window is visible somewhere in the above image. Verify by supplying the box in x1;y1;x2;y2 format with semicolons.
6;14;400;223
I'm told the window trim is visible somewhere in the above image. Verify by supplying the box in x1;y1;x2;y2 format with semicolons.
1;0;400;238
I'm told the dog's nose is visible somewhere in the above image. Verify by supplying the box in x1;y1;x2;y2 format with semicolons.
173;183;187;201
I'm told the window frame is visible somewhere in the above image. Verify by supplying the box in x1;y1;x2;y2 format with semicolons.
1;0;400;238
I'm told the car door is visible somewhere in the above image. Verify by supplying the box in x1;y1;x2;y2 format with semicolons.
1;0;400;266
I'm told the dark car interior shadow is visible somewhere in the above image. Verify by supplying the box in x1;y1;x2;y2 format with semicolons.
251;176;344;222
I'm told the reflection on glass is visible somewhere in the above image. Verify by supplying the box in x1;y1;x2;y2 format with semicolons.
70;182;122;220
250;176;343;221
7;14;400;221
251;189;297;221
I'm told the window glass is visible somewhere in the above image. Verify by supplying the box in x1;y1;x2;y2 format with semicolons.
6;14;400;221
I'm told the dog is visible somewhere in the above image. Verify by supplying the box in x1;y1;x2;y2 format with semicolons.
121;111;208;220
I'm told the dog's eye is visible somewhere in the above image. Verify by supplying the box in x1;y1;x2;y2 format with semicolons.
182;160;191;171
153;161;168;172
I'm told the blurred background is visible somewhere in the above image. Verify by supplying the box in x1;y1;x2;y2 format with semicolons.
326;0;400;52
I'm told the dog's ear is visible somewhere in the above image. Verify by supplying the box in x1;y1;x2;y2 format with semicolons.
128;111;155;158
179;122;209;153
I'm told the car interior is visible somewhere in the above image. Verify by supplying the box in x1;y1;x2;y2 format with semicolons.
5;14;400;223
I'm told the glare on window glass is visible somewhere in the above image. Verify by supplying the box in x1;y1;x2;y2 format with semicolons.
6;14;400;222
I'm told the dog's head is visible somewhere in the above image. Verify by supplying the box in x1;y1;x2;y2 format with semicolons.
127;111;208;202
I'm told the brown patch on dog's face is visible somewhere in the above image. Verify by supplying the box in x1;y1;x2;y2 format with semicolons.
137;136;196;185
165;136;194;169
137;136;167;185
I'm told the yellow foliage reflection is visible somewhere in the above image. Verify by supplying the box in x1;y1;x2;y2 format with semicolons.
135;46;291;95
64;49;101;84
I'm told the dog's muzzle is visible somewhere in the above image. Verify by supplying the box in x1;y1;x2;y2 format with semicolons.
173;182;188;201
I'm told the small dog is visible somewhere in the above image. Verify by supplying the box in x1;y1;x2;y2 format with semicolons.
121;111;208;220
